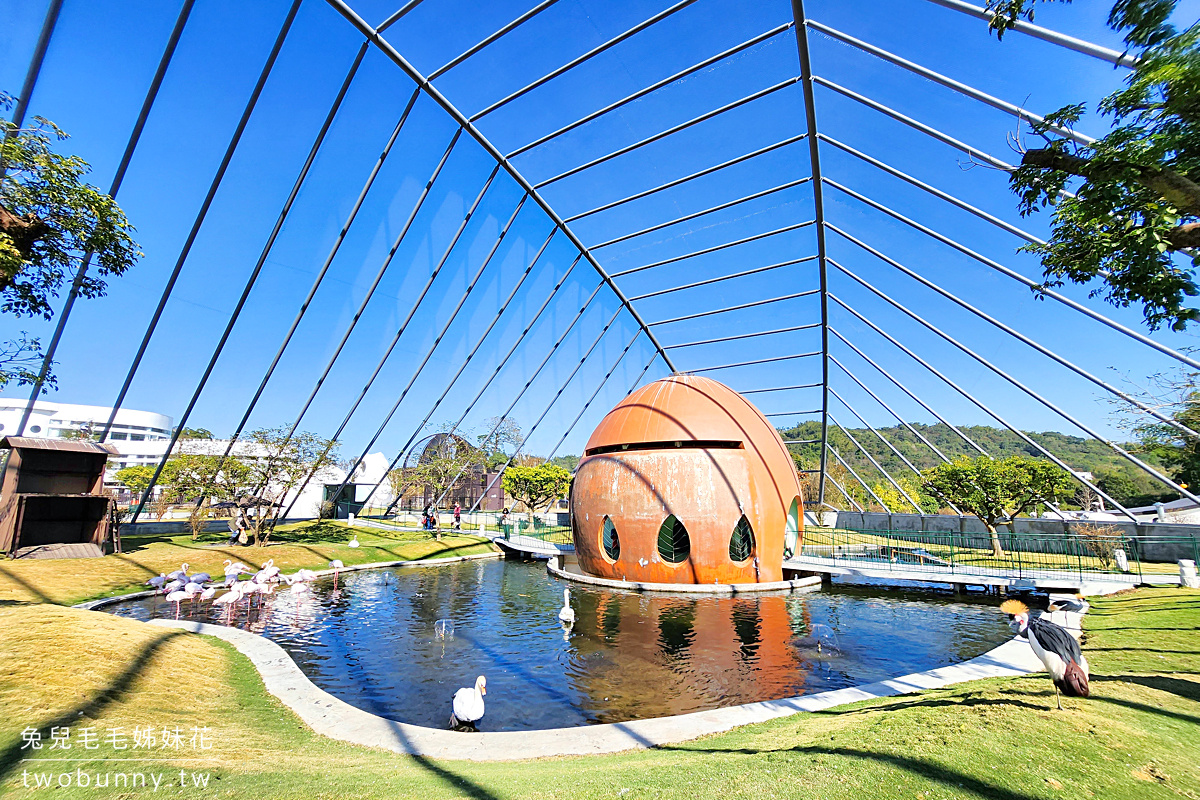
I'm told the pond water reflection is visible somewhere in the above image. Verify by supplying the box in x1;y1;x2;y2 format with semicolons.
106;559;1011;731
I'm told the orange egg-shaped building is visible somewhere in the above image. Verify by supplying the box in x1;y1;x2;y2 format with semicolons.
570;375;805;584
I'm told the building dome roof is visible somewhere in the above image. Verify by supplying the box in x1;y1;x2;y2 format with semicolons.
584;374;786;455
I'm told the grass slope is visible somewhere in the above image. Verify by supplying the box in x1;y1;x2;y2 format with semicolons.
1;574;1197;797
0;521;497;605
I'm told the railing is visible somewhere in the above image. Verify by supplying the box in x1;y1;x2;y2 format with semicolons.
797;527;1198;583
351;505;572;544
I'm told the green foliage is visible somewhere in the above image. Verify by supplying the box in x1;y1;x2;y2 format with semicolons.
1130;379;1200;488
244;427;340;544
0;91;140;389
501;463;571;519
114;464;155;497
411;430;484;508
545;454;580;472
921;454;1077;534
983;1;1200;330
871;474;940;513
178;427;214;440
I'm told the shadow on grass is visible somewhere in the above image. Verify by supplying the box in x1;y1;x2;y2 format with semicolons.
1094;673;1200;702
0;628;185;783
0;564;55;604
658;744;1040;800
813;691;1052;717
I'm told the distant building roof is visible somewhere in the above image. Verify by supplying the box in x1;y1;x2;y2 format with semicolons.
0;436;119;455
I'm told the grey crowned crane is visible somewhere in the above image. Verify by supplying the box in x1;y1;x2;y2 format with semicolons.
1001;599;1090;709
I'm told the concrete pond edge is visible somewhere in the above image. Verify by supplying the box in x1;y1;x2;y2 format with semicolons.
74;551;1046;761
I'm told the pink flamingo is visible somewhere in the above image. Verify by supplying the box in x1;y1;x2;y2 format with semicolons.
329;560;344;588
165;589;188;619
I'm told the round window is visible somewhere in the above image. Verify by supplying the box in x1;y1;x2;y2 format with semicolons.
601;516;620;561
29;425;41;433
729;515;755;562
656;515;690;563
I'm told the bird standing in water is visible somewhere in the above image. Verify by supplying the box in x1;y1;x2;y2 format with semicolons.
449;675;487;731
1001;599;1089;709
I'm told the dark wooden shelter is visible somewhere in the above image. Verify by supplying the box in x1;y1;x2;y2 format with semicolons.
0;437;120;558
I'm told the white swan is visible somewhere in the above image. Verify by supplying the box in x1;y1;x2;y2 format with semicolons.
558;588;575;624
449;675;486;731
348;534;359;548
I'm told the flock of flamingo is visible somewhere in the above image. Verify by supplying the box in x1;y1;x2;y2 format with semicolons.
145;557;346;620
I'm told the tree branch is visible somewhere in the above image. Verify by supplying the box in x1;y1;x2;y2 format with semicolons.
1022;148;1200;217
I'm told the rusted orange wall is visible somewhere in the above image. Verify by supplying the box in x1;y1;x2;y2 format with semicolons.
571;375;804;584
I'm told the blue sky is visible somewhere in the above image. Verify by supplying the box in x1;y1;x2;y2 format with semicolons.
2;0;1199;467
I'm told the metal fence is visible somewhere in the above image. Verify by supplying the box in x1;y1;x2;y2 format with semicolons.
799;528;1197;584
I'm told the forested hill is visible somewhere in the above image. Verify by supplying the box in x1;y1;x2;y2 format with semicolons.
777;420;1176;507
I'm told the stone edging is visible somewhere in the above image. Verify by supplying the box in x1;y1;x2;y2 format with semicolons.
143;617;1041;761
81;553;1044;761
547;556;824;595
73;551;503;612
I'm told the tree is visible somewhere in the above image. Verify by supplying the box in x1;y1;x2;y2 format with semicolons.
501;464;572;523
243;427;340;545
1124;367;1200;487
159;451;253;540
177;427;214;440
981;1;1200;331
922;455;1076;555
415;432;484;510
1;91;140;389
476;416;521;470
872;474;940;514
115;464;155;498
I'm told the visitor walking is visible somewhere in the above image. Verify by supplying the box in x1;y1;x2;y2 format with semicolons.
454;503;461;530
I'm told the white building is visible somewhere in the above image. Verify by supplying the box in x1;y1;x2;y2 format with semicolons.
0;398;397;518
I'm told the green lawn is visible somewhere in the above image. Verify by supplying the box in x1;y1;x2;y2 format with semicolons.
0;521;497;606
1;539;1197;800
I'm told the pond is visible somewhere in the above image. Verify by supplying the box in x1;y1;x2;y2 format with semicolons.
105;559;1012;731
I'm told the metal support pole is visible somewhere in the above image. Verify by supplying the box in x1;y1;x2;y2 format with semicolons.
630;256;817;301
819;135;1044;245
823;179;1200;372
508;22;795;157
282;175;516;519
765;410;823;417
430;0;563;79
827;443;890;511
376;0;427;32
354;236;571;512
828;223;1200;442
536;78;800;188
829;354;953;463
828;292;1137;519
922;0;1136;66
692;351;820;373
830;259;1200;508
824;472;865;512
650;289;819;326
372;274;607;513
592;178;811;250
807;20;1094;145
565;135;805;222
199;85;424;471
7;0;62;129
666;324;820;350
270;129;465;444
99;0;304;441
127;41;369;523
744;382;822;394
543;332;646;460
830;414;923;512
612;220;815;277
15;0;197;437
813;76;1015;170
828;383;965;514
464;309;630;513
469;0;698;120
829;326;988;455
790;0;832;506
322;0;676;371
